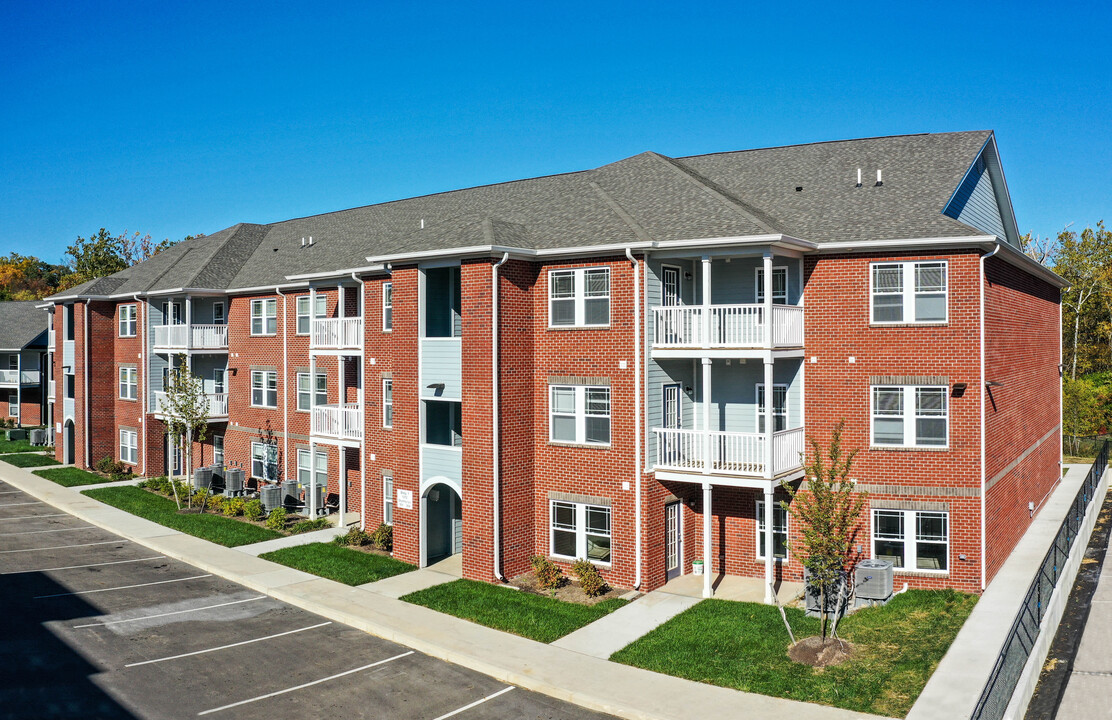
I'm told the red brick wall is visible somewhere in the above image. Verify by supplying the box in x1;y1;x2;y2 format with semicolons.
364;275;396;530
113;302;144;471
385;266;420;565
461;259;496;580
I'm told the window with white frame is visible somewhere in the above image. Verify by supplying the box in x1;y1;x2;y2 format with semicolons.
118;367;138;400
755;267;788;304
873;509;949;571
120;428;138;465
296;295;327;335
382;282;393;331
251;370;278;408
213;435;224;466
383;475;393;525
871;385;948;447
213;368;226;395
548;268;610;327
250;298;277;335
382;378;393;428
871;261;947;324
755;498;788;560
756;384;788;433
8;391;17;419
549;385;610;445
296;372;327;411
296;448;326;486
118;304;137;337
550;501;611;564
251;442;278;482
212;301;225;324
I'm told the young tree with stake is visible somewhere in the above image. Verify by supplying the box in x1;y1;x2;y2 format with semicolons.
161;355;210;510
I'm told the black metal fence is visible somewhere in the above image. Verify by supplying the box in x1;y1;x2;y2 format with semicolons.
972;441;1109;720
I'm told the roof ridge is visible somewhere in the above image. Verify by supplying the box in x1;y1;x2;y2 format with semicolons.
589;182;654;243
648;152;781;235
675;130;993;162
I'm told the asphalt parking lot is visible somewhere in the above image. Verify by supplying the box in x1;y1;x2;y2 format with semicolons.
0;479;615;720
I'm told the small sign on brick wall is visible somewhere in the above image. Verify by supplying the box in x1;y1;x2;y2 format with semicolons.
397;488;413;510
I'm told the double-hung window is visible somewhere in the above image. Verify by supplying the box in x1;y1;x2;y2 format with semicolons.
548;268;610;327
213;435;224;466
873;509;949;571
756;384;788;433
383;475;394;525
119;429;138;465
251;442;278;482
872;385;948;447
251;370;278;408
296;372;327;411
7;391;16;419
549;385;610;445
119;367;138;400
382;282;393;331
871;261;947;323
250;299;277;335
296;295;327;335
755;267;788;304
212;301;225;324
755;498;788;560
382;378;393;428
213;369;226;395
296;448;327;486
118;305;137;337
550;501;611;564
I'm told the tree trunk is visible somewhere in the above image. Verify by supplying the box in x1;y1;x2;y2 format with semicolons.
1073;302;1082;381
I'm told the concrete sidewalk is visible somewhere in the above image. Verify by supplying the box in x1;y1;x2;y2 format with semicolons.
235;525;348;555
553;590;700;659
1;464;888;720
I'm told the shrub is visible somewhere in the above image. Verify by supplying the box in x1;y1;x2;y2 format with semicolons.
191;488;209;507
338;527;371;546
207;495;225;513
531;555;565;590
371;523;393;551
243;499;263;521
264;506;288;531
110;467;134;482
571;558;608;597
290;518;331;534
96;456;116;474
221;497;245;517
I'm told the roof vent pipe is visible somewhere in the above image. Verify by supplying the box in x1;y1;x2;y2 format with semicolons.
420;219;425;229
308;236;314;246
876;170;883;186
301;237;306;247
856;169;862;187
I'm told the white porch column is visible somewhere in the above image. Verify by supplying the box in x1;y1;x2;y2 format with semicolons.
701;357;712;473
764;359;774;479
762;251;773;348
15;353;21;426
764;486;776;604
702;481;713;598
309;440;317;517
338;446;346;527
309;292;318;517
701;255;712;346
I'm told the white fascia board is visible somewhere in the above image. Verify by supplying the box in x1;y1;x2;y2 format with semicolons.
983;134;1022;246
285;264;387;282
365;245;530;265
142;288;227;298
224;281;309;296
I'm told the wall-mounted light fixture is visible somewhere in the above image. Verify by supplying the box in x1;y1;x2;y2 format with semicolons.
985;380;1005;388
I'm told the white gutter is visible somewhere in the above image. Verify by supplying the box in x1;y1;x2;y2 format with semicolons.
491;252;510;581
276;287;289;487
626;248;643;590
285;264;387;282
83;302;90;468
980;241;1001;591
353;271;367;532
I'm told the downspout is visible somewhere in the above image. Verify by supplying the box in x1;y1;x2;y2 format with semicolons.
980;242;1001;591
627;248;642;590
83;302;90;468
276;287;289;487
353;271;366;531
492;252;509;582
134;294;146;477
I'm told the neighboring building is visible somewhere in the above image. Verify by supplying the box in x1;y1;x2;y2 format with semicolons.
0;302;50;428
42;131;1063;598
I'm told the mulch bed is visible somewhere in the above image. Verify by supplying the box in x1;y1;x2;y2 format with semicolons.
787;636;855;667
509;569;628;605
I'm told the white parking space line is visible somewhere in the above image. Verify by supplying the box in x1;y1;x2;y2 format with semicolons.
431;686;515;720
34;574;212;599
0;513;67;521
0;501;42;508
124;621;333;667
197;651;414;716
2;556;166;574
74;596;267;628
0;525;96;536
0;540;125;554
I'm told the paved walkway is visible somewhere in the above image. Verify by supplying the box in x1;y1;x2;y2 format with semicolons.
660;573;805;603
360;554;463;598
3;464;888;720
553;590;700;659
235;525;349;555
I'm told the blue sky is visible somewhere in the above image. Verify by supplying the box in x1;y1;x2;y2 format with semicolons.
2;1;1108;264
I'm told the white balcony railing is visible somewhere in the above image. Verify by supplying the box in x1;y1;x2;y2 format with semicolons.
652;304;804;349
152;324;228;350
0;369;40;384
653;426;805;478
311;317;363;350
153;391;229;419
311;403;363;441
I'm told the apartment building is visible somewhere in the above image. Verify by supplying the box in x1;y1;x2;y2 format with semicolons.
42;131;1063;598
0;302;50;428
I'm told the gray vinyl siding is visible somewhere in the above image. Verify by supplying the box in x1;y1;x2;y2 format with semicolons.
420;339;462;401
190;356;228;395
421;444;462;483
692;360;802;433
149;354;169;402
944;154;1006;239
190;297;228;325
709;257;802;305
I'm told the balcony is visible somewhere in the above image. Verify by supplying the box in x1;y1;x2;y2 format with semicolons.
653;426;805;479
311;403;363;442
152;324;229;352
153;391;229;420
652;304;804;352
0;369;40;385
311;318;363;351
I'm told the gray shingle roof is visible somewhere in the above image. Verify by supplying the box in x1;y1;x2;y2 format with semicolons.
48;131;999;299
0;302;48;349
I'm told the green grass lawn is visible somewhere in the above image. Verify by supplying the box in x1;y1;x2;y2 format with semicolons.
82;486;282;547
0;439;36;454
1;453;61;468
402;579;628;643
34;467;115;487
260;543;415;585
610;590;976;718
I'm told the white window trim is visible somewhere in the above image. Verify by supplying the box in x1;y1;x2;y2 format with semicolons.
547;267;610;328
871;385;949;449
872;508;950;574
549;500;612;566
119;428;138;466
382;378;393;428
212;301;225;324
251;370;278;409
295;371;327;412
382;282;393;332
869;261;948;325
754;266;788;305
383;475;394;525
548;384;611;446
118;367;138;401
213;368;226;395
755;383;788;433
296;448;327;485
250;441;278;482
755;498;789;561
118;304;137;337
213;435;224;466
250;298;277;336
295;295;327;335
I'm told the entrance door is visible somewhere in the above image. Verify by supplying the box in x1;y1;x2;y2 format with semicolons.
665;501;682;581
166;436;183;478
426;483;462;565
63;420;74;465
661;267;681;344
662;383;681;465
